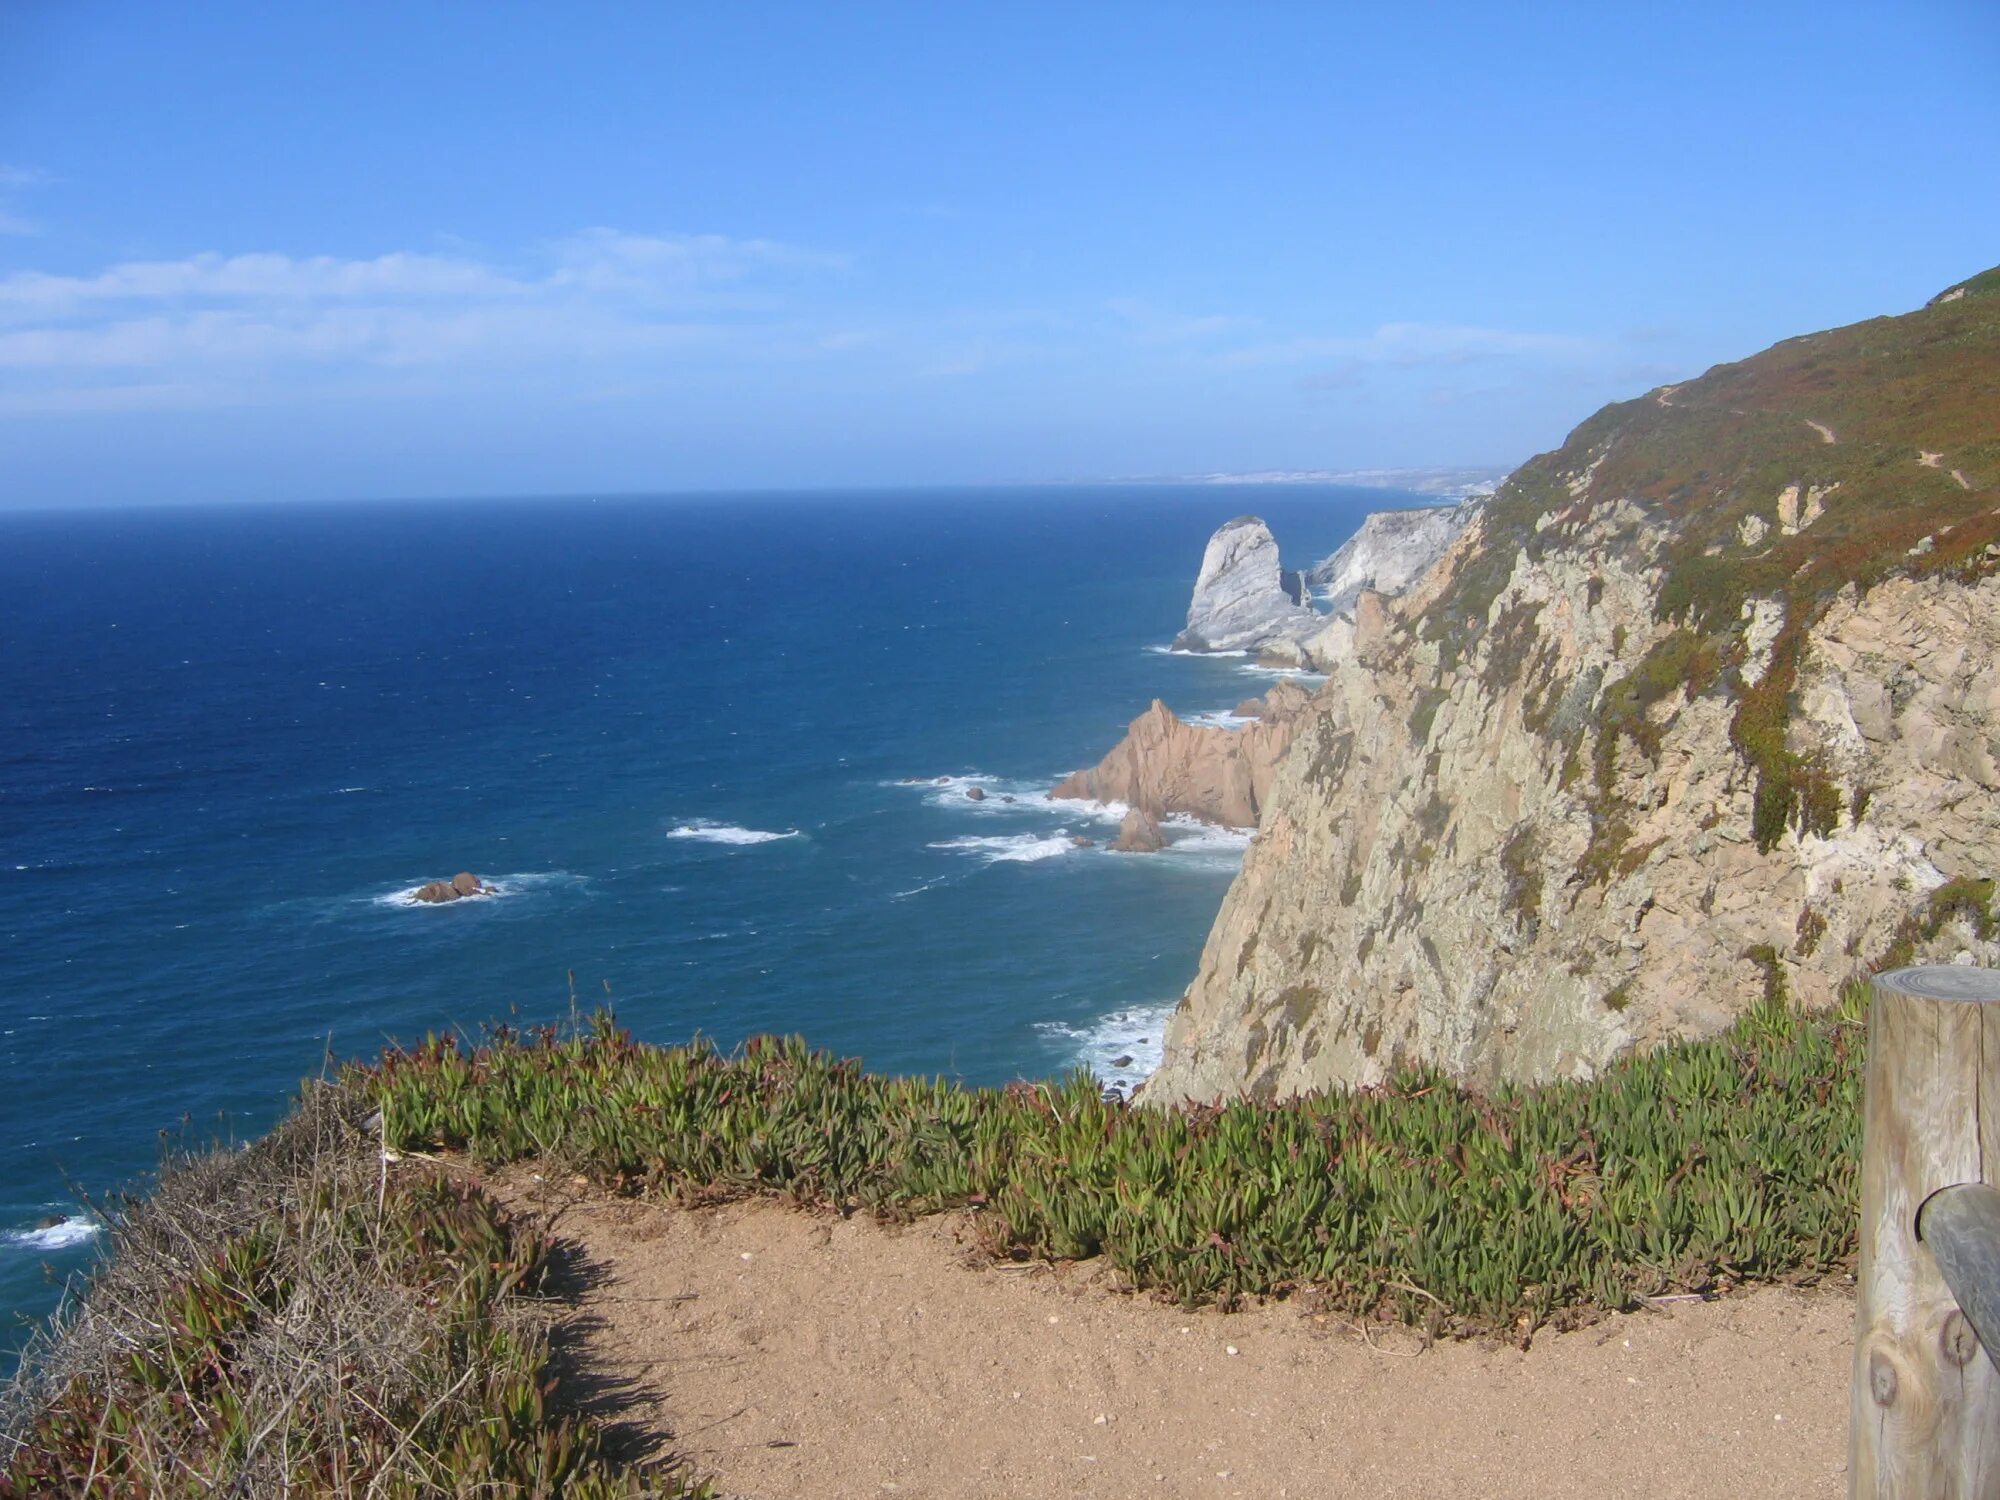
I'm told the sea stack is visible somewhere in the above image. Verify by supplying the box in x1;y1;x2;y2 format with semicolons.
1170;516;1321;656
1111;808;1166;853
1050;681;1316;829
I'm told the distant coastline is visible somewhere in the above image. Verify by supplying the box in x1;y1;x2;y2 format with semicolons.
1175;464;1510;498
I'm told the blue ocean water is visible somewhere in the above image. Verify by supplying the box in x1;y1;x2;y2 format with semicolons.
0;484;1409;1347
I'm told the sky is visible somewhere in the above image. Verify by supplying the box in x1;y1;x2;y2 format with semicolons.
0;1;1995;505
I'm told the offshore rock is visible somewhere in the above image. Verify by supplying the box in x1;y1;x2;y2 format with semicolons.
1170;517;1322;656
413;872;489;904
1050;683;1316;829
1111;808;1166;853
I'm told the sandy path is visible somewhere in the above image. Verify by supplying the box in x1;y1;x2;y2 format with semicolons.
508;1181;1853;1499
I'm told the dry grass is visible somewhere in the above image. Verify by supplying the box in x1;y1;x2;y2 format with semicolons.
0;1081;700;1497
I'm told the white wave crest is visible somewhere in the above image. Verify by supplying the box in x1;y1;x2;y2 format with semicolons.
892;773;1129;823
6;1215;100;1252
1143;644;1252;658
1035;1000;1180;1089
1160;815;1255;852
1184;709;1256;730
928;833;1082;865
666;820;801;846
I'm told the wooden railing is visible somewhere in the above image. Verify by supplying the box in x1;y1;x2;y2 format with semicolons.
1851;965;2000;1498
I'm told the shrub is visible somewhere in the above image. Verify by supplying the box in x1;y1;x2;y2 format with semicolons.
0;1083;699;1498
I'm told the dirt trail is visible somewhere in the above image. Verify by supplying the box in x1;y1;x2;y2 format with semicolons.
510;1181;1852;1500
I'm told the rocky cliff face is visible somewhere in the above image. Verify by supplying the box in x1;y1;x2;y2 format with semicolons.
1146;267;2000;1105
1051;680;1315;829
1170;516;1321;655
1306;500;1480;614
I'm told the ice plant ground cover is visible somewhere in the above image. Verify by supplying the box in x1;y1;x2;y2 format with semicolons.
374;988;1863;1328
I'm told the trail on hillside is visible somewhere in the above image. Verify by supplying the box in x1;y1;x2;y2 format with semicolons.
503;1180;1851;1500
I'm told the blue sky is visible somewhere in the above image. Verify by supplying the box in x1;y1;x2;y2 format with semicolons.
0;2;1995;504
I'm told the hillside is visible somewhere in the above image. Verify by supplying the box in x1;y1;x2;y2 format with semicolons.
1148;269;2000;1103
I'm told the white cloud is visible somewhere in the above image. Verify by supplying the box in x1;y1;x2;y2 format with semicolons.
0;230;843;386
0;251;525;312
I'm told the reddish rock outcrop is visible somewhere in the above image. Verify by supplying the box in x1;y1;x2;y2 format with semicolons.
1111;809;1166;852
1050;683;1315;829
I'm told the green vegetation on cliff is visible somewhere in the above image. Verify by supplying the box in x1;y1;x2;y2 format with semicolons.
1419;268;2000;854
373;998;1861;1328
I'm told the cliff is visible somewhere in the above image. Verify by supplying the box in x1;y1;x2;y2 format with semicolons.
1147;267;2000;1104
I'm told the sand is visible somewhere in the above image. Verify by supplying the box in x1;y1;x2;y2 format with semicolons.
503;1177;1852;1499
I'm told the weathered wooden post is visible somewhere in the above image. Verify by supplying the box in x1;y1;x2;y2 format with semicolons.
1851;965;2000;1498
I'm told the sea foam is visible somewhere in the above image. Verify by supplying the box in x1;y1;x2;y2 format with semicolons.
893;773;1129;824
1035;1000;1179;1089
5;1215;100;1252
927;833;1081;864
1184;709;1256;730
666;820;802;846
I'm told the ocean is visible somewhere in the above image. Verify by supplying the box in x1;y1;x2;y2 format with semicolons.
0;484;1413;1350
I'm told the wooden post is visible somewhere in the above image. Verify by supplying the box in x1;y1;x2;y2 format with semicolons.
1852;965;2000;1499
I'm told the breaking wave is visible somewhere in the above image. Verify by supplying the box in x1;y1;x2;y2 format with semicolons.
927;833;1085;865
666;820;802;846
5;1215;100;1252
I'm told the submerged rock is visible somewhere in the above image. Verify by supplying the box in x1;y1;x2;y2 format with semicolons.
965;786;986;801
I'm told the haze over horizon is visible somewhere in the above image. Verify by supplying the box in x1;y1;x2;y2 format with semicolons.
1;1;1995;507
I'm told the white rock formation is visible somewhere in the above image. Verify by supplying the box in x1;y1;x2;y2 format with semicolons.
1170;517;1321;655
1172;503;1484;667
1306;501;1480;615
